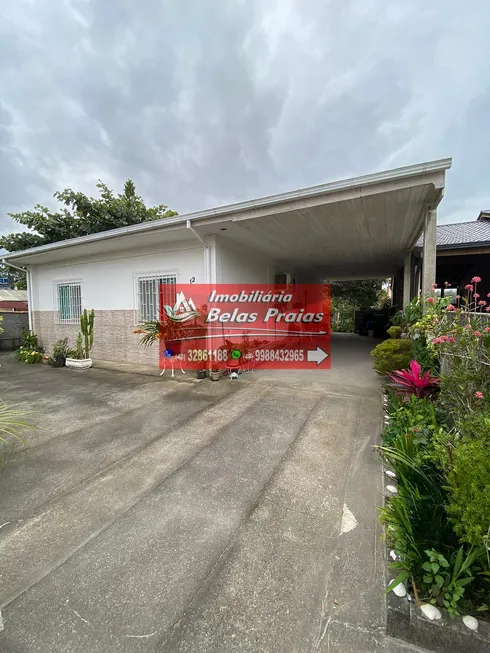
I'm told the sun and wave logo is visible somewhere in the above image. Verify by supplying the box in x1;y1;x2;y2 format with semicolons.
163;291;201;323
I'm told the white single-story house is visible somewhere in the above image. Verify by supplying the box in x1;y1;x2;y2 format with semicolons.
3;158;452;365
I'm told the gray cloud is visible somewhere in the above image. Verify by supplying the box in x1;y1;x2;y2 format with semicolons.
1;0;489;236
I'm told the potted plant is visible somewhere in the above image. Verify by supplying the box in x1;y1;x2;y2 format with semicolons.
210;368;221;381
65;309;95;370
49;338;69;367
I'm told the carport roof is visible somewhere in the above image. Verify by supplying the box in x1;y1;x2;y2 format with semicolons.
3;158;452;278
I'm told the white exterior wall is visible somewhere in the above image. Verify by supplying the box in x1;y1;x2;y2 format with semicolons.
216;237;275;284
31;241;205;313
28;234;283;366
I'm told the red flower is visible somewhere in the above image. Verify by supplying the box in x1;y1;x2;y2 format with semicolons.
446;304;456;311
475;391;484;399
471;276;482;283
387;360;440;399
465;284;474;291
426;297;435;304
473;331;483;337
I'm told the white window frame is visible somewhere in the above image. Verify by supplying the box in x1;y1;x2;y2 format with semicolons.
53;279;83;325
134;270;178;324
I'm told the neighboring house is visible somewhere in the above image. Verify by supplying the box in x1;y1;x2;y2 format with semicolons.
2;159;452;365
0;289;28;312
413;210;490;300
0;290;29;350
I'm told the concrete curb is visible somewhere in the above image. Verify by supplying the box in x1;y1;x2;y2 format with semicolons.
386;558;490;652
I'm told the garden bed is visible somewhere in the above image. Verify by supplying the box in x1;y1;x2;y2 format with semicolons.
372;279;490;649
386;560;490;653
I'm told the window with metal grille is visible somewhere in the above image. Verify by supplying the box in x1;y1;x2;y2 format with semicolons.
135;272;177;323
54;280;82;324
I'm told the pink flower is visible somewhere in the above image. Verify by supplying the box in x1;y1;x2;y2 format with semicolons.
426;297;435;304
432;283;438;289
446;304;456;311
473;331;482;337
464;324;472;329
456;295;461;300
484;327;490;333
433;335;454;345
465;284;474;291
487;293;490;298
471;276;482;283
444;281;450;287
475;391;484;399
434;318;439;323
486;307;490;313
474;293;480;299
479;300;487;306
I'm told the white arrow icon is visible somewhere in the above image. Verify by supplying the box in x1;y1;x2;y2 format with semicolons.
307;346;329;366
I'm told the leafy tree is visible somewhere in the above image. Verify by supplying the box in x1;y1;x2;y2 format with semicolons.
0;179;178;254
330;279;384;311
0;265;27;290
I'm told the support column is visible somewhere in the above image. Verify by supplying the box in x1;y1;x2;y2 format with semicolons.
422;208;437;300
403;252;412;307
414;258;422;297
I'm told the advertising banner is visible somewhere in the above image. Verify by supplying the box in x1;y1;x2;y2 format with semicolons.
158;283;331;370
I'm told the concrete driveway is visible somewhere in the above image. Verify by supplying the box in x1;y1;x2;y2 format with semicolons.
0;336;422;653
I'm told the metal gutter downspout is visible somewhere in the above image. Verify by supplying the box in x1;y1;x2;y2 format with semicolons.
186;220;211;283
2;258;33;332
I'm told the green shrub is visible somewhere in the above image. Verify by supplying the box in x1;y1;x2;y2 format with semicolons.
386;325;402;339
382;394;438;446
19;329;41;351
444;414;490;545
411;335;439;373
391;297;423;331
437;341;490;422
378;430;456;584
371;338;412;375
15;347;43;364
418;546;485;617
15;330;43;364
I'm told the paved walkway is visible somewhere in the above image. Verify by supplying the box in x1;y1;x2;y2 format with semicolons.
0;336;426;652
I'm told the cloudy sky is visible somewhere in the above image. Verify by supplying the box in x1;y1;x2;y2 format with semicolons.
1;0;489;236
